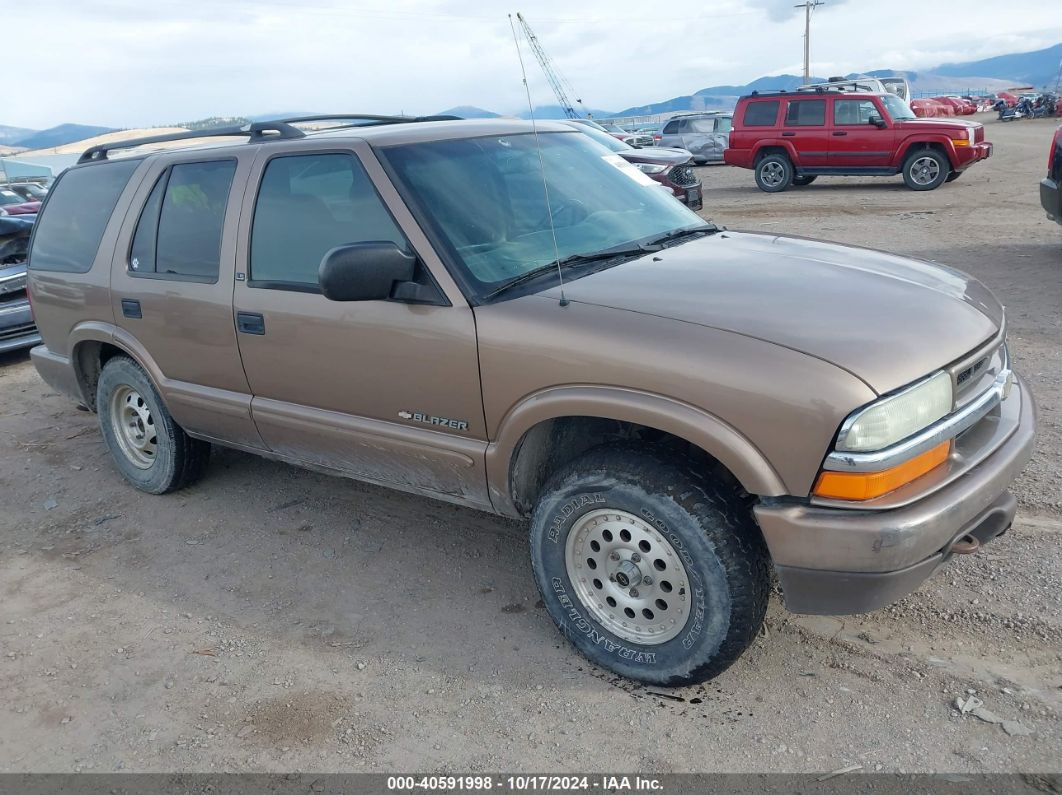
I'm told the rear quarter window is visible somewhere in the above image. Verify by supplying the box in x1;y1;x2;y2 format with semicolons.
742;101;780;127
29;160;140;273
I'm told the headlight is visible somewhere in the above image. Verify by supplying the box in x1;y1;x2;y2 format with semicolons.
634;163;668;175
836;371;952;452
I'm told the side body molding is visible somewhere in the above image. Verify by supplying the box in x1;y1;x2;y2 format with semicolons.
484;385;788;518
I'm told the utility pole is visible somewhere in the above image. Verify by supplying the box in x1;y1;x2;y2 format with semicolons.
794;1;824;84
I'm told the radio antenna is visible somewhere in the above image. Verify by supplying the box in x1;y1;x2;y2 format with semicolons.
509;12;568;307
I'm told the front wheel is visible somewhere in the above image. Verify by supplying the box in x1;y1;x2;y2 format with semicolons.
945;171;962;183
792;175;817;186
902;149;949;190
754;154;794;192
529;445;770;686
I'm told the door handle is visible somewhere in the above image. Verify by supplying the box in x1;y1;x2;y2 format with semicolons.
236;312;265;335
782;131;796;137
832;131;848;136
120;299;142;319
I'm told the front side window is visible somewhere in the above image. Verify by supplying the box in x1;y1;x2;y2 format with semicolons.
785;99;826;126
833;99;880;126
30;159;140;273
250;153;408;286
129;160;236;280
381;131;706;299
743;101;780;127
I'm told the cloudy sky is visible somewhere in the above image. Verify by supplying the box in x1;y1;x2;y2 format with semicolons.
8;0;1062;129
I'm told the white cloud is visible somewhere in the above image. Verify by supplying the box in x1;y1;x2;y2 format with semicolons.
5;0;1061;128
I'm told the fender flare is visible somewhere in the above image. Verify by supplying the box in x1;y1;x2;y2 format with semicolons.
895;135;958;169
751;140;798;165
484;385;788;517
68;322;169;407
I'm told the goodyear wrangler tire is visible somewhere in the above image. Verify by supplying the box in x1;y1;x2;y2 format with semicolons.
97;356;211;494
529;445;769;686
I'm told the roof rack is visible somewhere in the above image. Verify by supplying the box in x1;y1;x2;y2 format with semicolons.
78;113;463;164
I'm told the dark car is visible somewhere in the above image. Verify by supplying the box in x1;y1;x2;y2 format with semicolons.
563;120;703;209
1042;124;1062;225
0;187;41;216
0;215;39;353
6;182;49;202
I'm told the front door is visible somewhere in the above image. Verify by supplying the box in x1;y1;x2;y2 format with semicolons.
232;141;491;508
828;97;895;169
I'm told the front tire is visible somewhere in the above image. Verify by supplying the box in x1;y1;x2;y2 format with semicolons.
529;445;770;686
902;149;949;190
792;175;817;186
754;154;794;192
96;356;210;494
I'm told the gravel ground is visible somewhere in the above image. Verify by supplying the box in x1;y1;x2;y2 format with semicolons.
0;115;1059;774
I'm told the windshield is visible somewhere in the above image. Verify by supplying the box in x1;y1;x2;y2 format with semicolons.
882;94;915;121
570;123;632;153
0;190;25;206
383;131;705;300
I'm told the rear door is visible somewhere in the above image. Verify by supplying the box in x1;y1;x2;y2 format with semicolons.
231;139;491;507
828;97;895;169
781;98;829;168
110;151;264;449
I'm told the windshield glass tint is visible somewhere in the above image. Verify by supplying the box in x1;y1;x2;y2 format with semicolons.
883;94;915;120
383;132;703;296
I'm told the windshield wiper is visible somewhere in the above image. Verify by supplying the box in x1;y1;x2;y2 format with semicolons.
483;243;655;301
643;225;717;248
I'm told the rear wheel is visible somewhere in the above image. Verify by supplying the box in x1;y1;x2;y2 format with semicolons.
754;154;794;192
792;175;817;186
529;445;770;686
97;356;210;494
902;149;949;190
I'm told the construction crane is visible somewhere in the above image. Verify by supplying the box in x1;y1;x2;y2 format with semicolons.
515;12;588;119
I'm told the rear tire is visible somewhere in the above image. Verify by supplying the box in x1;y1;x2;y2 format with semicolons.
902;148;949;190
754;154;794;192
529;445;770;686
96;356;210;494
945;171;962;183
792;175;817;186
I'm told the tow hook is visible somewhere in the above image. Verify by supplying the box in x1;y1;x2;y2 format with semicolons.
950;534;981;555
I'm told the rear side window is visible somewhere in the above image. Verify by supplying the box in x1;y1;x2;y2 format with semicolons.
689;118;717;133
742;101;780;127
785;99;826;126
128;160;236;281
250;153;408;287
29;160;139;273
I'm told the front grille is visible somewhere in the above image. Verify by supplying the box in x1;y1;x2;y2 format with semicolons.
951;334;1006;410
669;165;698;186
0;322;35;341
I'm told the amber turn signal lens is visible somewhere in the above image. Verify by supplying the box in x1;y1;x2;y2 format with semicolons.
813;441;951;501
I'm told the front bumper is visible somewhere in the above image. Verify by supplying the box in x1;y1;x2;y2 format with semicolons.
1041;176;1061;224
675;183;703;210
754;375;1036;614
955;142;992;170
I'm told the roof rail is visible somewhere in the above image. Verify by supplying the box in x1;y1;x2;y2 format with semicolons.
78;120;308;163
78;113;463;164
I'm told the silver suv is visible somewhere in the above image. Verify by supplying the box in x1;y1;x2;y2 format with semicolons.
657;112;733;164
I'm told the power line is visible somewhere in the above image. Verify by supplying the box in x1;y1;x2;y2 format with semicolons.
794;0;825;84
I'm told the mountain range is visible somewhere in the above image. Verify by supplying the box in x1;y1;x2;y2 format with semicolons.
3;42;1060;151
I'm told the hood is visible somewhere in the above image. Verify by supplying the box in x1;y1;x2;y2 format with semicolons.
544;231;1002;395
618;148;692;166
896;118;981;132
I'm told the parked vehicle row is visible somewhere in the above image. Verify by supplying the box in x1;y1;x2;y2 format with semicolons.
0;186;41;216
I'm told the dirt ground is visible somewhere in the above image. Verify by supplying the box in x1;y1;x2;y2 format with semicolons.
1;115;1059;775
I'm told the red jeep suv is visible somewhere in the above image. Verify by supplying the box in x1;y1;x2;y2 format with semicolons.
724;90;992;192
